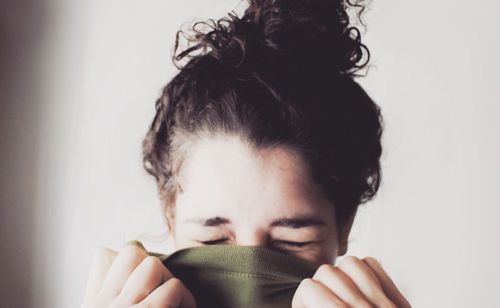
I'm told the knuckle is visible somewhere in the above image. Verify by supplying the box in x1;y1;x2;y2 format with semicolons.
293;278;314;305
93;246;115;260
362;256;382;267
121;244;146;259
341;255;361;264
318;263;335;272
315;263;336;277
141;255;163;270
362;256;378;263
298;277;316;290
338;255;362;269
167;277;183;289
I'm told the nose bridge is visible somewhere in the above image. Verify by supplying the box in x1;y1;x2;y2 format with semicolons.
234;224;269;247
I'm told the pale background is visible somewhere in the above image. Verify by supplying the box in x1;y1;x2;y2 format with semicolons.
1;0;499;307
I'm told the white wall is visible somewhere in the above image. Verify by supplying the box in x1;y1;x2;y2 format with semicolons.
1;0;498;307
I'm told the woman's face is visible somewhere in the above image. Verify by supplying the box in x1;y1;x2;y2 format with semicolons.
169;134;342;265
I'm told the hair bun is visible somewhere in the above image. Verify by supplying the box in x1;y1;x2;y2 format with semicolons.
174;0;369;77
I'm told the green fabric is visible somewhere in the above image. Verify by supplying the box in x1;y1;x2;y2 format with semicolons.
150;245;319;308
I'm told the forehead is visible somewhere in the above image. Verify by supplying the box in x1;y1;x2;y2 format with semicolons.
174;134;333;222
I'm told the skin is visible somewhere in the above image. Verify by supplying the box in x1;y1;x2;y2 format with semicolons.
82;134;411;308
171;134;341;266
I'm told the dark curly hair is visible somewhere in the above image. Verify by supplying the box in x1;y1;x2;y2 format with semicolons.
142;0;382;229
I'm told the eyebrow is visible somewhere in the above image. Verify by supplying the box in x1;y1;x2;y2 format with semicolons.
270;217;326;228
184;215;326;228
185;216;230;227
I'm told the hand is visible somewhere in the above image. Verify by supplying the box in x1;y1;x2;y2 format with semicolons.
81;244;197;308
292;256;411;308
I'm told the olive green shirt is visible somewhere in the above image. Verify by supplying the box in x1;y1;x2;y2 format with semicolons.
140;243;318;308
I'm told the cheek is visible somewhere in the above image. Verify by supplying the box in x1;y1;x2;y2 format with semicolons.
322;234;340;264
303;229;339;265
171;228;198;250
294;210;339;265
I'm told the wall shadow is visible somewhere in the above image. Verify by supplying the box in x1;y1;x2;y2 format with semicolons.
0;1;46;307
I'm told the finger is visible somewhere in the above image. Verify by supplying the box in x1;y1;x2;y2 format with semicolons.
118;256;174;304
82;247;118;304
337;256;395;307
292;278;346;308
138;277;197;308
313;264;374;307
362;257;412;308
98;244;148;299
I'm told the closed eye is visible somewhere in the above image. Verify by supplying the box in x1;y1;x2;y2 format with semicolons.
274;240;314;248
198;239;316;248
199;238;229;245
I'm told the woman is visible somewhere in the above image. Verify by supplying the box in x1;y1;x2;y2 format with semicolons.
82;0;411;307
